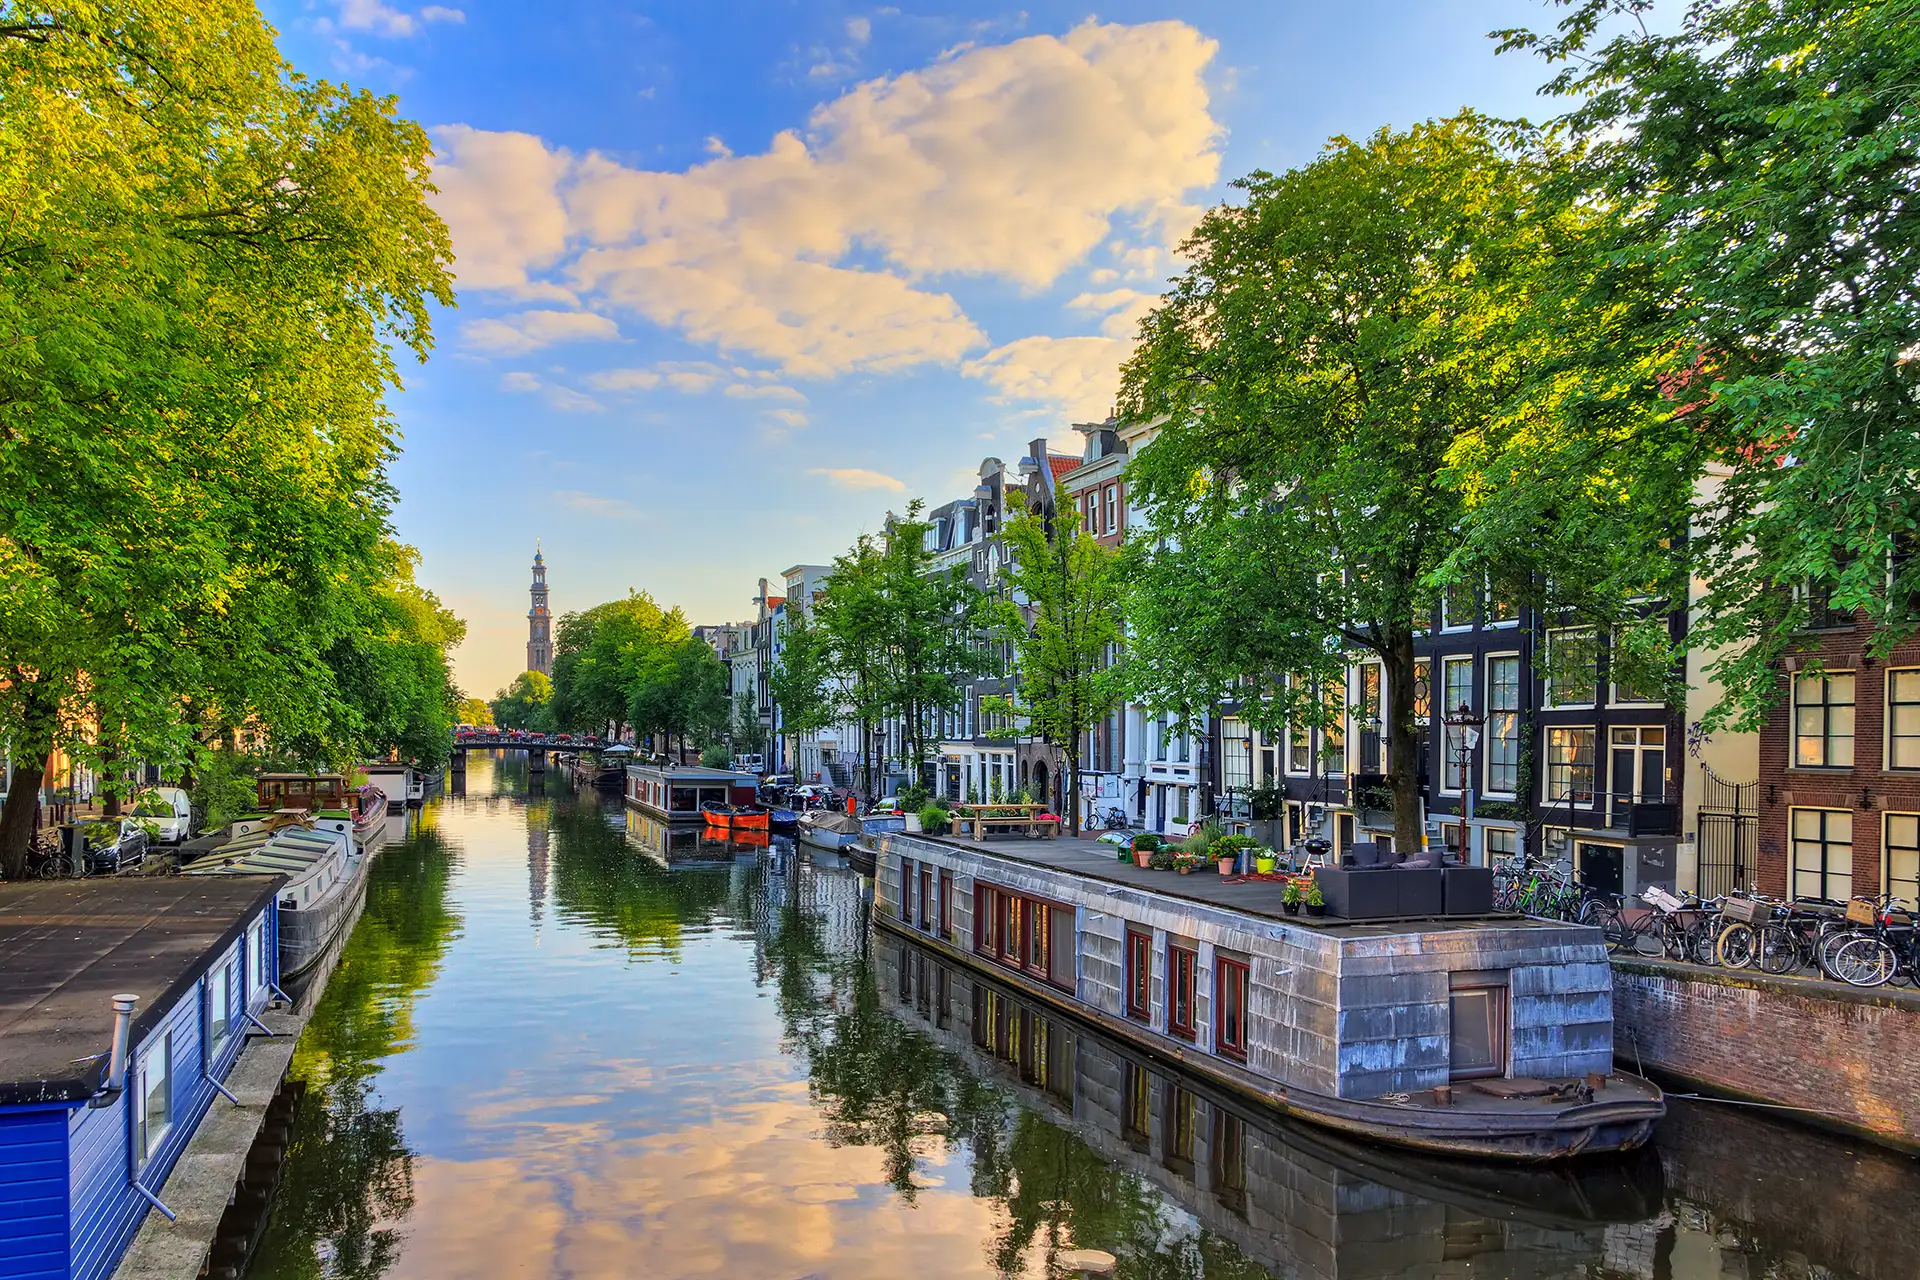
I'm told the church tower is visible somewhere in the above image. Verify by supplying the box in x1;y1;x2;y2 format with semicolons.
527;545;553;676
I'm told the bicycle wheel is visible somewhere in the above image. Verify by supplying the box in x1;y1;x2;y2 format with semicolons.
1685;920;1719;966
1756;923;1801;975
1715;923;1758;969
1832;936;1898;987
1816;929;1859;978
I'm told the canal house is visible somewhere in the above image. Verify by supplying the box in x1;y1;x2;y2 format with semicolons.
0;878;281;1280
876;833;1663;1159
623;763;759;821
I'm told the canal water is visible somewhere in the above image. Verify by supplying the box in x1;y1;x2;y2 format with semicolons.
248;753;1920;1280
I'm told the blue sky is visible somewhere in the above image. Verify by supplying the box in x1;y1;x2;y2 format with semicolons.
264;1;1579;697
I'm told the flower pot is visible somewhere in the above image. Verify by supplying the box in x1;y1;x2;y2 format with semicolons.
1304;902;1326;918
1254;855;1276;875
1217;857;1236;876
1178;865;1192;875
1283;900;1301;916
1133;850;1152;869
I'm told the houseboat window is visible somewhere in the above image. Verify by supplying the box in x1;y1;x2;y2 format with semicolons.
1168;944;1198;1041
919;865;935;931
246;920;266;995
137;1031;173;1164
1125;929;1152;1022
1214;956;1249;1062
940;871;954;939
1122;1061;1151;1150
1050;907;1074;989
208;961;232;1052
974;885;996;953
900;858;915;922
1211;1107;1247;1214
1448;977;1509;1080
971;880;1073;990
1164;1085;1196;1175
1027;902;1049;976
669;786;697;811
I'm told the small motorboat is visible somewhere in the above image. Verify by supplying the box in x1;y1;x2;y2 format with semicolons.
701;802;770;831
767;807;799;829
796;811;863;850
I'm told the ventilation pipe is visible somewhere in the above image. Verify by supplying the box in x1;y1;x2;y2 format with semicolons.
106;994;138;1091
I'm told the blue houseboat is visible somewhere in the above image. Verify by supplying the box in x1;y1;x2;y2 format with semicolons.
0;877;281;1280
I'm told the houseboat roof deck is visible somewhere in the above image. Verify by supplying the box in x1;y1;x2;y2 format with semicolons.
0;877;282;1105
910;832;1562;937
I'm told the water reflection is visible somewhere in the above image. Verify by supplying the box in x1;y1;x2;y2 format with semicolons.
248;757;1920;1280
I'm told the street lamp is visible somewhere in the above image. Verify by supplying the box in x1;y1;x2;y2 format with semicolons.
1441;701;1484;860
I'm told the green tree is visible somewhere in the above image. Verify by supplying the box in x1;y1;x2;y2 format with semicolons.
456;696;495;728
985;484;1123;835
767;605;834;774
1121;115;1593;854
491;670;554;732
1494;0;1920;725
0;0;454;875
813;536;894;799
874;502;987;793
548;593;684;735
627;636;729;760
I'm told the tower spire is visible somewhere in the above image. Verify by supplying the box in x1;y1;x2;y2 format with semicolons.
526;544;552;675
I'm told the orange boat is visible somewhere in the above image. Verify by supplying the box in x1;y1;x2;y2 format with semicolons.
701;803;770;832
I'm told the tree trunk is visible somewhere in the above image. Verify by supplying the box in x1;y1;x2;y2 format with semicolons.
1383;626;1424;858
0;680;60;879
1067;749;1082;839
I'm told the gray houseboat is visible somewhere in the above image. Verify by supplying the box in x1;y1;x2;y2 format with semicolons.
876;833;1663;1160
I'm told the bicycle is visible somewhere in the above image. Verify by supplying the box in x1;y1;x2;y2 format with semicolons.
1828;899;1917;987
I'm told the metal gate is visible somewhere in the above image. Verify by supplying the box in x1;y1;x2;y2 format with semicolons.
1695;766;1758;898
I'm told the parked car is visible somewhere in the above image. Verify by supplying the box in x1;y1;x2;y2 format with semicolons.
125;786;193;844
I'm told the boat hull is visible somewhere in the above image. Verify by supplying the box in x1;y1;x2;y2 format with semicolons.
703;806;770;831
874;915;1663;1162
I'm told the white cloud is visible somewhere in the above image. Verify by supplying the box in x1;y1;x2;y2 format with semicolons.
420;4;464;21
463;310;621;355
1068;287;1160;338
432;21;1221;379
964;334;1128;423
808;467;904;492
337;0;460;36
552;490;644;518
494;371;603;413
722;382;807;403
429;126;575;300
846;16;872;44
768;408;811;429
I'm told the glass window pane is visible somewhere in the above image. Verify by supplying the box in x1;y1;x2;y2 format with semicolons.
1449;990;1496;1074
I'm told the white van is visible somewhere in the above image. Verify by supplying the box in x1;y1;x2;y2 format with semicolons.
125;786;193;843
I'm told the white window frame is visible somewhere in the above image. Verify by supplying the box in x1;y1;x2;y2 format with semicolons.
136;1031;173;1166
1884;812;1920;907
1790;807;1853;901
1103;485;1118;535
1545;726;1597;806
1608;630;1662;706
1544;627;1598;709
1440;579;1476;633
207;959;233;1057
1887;669;1920;771
1439;656;1474;794
1483;652;1521;798
1793;671;1856;768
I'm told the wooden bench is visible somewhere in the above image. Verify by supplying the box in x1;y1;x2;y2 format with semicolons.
949;804;1059;841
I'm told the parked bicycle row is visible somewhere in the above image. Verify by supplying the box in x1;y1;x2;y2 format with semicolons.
1493;859;1920;989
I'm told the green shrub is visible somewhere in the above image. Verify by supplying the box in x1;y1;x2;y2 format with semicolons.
900;784;931;811
1148;848;1176;871
1283;878;1303;904
918;805;950;835
699;743;731;769
1130;832;1163;852
1306;878;1325;907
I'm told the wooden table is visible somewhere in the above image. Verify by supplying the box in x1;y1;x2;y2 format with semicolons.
948;802;1059;840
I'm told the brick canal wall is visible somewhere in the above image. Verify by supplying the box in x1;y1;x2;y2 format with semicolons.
1612;957;1920;1153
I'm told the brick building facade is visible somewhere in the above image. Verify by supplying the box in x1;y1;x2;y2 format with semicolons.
1756;624;1920;904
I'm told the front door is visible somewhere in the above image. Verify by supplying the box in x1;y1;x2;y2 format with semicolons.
1579;843;1624;895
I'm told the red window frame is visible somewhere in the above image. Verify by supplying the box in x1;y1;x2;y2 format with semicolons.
1215;956;1249;1061
971;879;1073;992
1124;929;1152;1021
1168;944;1198;1041
940;870;953;939
900;858;915;922
918;864;934;931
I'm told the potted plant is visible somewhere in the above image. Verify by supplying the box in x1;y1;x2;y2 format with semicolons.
1148;848;1177;872
1130;832;1160;868
1254;848;1277;875
1305;878;1327;917
1282;879;1303;915
1217;846;1239;875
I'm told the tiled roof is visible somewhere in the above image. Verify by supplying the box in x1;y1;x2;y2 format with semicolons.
1047;455;1083;480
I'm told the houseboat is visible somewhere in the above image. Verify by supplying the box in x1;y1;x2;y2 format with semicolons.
352;783;387;841
623;763;759;822
875;832;1664;1161
875;931;1666;1278
359;763;411;815
0;878;280;1280
186;812;365;978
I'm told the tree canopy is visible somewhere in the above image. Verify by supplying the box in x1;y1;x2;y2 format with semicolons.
491;670;554;732
0;0;457;873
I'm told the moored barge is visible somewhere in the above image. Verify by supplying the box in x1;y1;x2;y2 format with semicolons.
623;763;760;821
876;832;1663;1161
